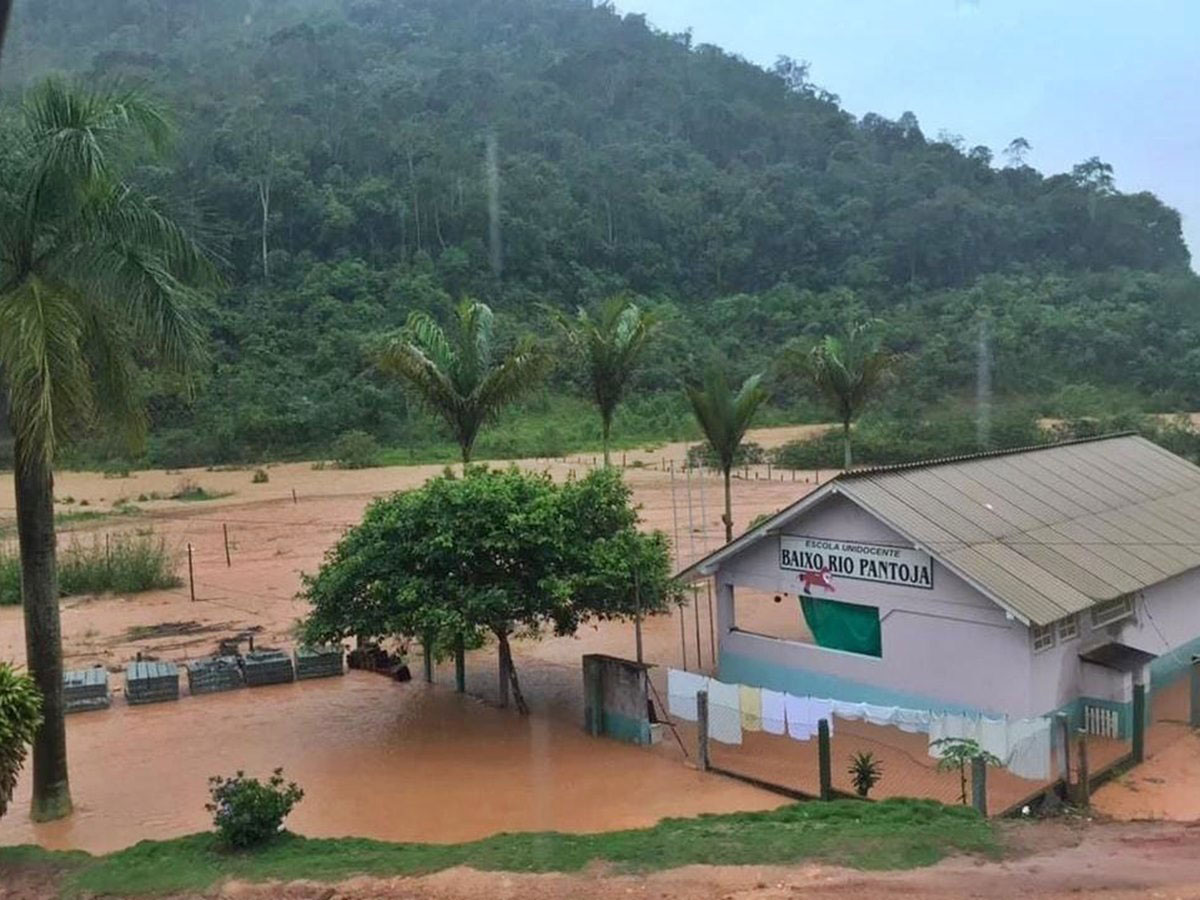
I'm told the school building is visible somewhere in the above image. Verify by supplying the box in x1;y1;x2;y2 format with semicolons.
677;434;1200;738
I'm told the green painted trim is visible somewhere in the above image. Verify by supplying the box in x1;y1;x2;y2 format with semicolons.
600;709;651;745
1148;632;1200;694
1048;696;1137;740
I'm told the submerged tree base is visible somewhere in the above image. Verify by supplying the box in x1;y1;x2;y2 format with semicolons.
29;781;72;822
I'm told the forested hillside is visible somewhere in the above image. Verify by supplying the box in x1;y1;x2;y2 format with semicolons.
7;0;1199;465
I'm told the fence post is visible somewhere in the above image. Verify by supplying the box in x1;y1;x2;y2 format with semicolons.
454;634;465;693
422;631;434;684
1190;656;1200;728
1075;730;1090;807
291;488;298;504
186;542;195;602
696;690;710;771
1057;712;1072;782
223;523;231;567
1132;680;1146;764
818;718;832;800
971;756;988;816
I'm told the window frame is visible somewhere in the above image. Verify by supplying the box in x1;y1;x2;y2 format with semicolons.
1057;612;1080;642
1091;595;1135;628
1031;622;1057;653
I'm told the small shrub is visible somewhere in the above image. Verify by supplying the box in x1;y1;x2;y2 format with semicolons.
206;768;304;849
0;533;181;605
932;737;1001;805
331;430;380;470
0;663;42;819
170;479;229;502
686;441;765;469
251;468;269;484
848;751;883;798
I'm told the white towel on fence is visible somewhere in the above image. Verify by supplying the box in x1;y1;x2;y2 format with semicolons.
831;699;866;722
928;713;971;758
863;703;899;727
1007;718;1052;781
667;669;708;722
706;679;743;745
760;689;786;735
785;693;815;740
979;716;1009;761
894;707;933;734
810;697;834;735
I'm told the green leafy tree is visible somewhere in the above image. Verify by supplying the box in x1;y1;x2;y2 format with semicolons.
801;321;900;469
0;663;42;819
685;368;768;543
0;79;214;820
933;737;1002;806
551;296;660;465
377;300;548;465
303;466;679;714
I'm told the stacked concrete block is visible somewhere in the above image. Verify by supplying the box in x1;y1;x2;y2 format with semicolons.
125;660;180;705
63;667;111;713
186;656;244;695
294;645;344;680
242;650;295;686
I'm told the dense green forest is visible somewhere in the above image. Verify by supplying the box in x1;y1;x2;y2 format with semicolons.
6;0;1199;466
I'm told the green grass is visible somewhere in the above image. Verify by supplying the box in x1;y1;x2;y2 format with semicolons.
0;532;181;605
0;799;998;897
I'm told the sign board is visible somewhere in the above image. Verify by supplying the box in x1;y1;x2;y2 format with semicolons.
779;535;933;590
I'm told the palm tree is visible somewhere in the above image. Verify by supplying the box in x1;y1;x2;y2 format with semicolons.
685;368;768;543
378;300;548;465
0;79;215;821
551;296;659;466
802;321;899;469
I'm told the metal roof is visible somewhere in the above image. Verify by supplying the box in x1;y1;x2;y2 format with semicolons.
677;434;1200;627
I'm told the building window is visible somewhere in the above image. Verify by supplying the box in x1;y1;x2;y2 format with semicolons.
1091;595;1135;628
1058;613;1080;642
1032;623;1056;653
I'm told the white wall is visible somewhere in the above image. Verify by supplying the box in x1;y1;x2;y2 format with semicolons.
715;491;1037;717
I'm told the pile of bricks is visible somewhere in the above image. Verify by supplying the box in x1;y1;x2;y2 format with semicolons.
63;667;111;713
125;660;180;705
294;645;345;680
242;650;295;687
186;656;245;695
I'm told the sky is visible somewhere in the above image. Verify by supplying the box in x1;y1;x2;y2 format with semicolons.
620;0;1199;267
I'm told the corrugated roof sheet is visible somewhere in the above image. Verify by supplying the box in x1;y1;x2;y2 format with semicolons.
836;434;1200;625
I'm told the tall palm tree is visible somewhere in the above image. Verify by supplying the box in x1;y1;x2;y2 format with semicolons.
0;79;214;820
802;321;899;469
685;368;768;543
551;296;659;466
378;300;548;465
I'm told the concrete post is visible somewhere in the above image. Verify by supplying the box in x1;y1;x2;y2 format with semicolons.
818;718;832;801
1075;730;1090;807
1057;713;1072;782
696;690;710;772
1132;681;1146;764
971;756;988;816
1190;656;1200;729
454;635;465;693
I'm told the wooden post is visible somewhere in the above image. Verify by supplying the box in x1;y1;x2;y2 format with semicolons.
818;718;832;800
186;542;195;602
696;690;710;771
223;523;231;567
1132;681;1146;764
422;631;434;684
454;635;465;693
971;756;988;816
767;462;772;480
1057;712;1072;782
291;488;298;504
1190;656;1200;728
633;568;644;665
105;532;111;573
1075;730;1090;806
622;452;627;468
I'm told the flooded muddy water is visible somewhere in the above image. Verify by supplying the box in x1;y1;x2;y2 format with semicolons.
0;437;816;853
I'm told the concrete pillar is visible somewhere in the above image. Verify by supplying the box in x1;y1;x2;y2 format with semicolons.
818;719;832;801
1190;656;1200;729
696;690;710;771
1132;681;1146;764
971;756;988;816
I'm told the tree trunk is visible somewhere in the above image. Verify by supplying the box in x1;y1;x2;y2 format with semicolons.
14;440;72;821
258;177;271;282
601;414;612;467
0;1;13;67
842;418;853;470
722;467;733;543
495;631;528;715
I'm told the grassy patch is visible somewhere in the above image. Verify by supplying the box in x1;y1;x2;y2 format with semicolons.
169;479;233;502
0;532;181;605
0;799;998;897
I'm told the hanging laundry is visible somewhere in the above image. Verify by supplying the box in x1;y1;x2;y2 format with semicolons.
928;713;972;757
893;707;933;734
978;716;1009;761
863;703;900;727
706;679;742;745
784;693;815;741
831;699;867;722
760;689;786;735
810;697;834;735
667;669;708;722
738;685;763;732
1006;718;1052;780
